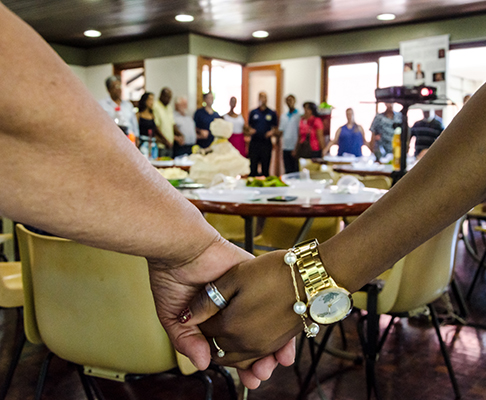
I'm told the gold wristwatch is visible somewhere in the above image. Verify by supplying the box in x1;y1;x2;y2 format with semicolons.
292;238;353;325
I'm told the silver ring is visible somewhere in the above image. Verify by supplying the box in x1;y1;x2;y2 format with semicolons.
205;282;228;309
213;337;225;358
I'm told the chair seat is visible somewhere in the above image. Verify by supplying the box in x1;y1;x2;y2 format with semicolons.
0;262;23;308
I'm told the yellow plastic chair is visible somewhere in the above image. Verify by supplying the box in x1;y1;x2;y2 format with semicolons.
204;213;247;242
352;220;462;400
461;203;486;263
0;217;15;262
466;224;486;300
16;224;236;400
253;217;341;255
355;175;392;190
298;159;339;183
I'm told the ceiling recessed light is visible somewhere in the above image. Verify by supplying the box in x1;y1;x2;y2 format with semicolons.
252;30;269;38
377;13;396;21
175;14;194;22
84;29;101;38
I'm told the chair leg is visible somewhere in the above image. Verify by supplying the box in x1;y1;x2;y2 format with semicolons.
466;249;486;300
208;363;237;400
377;316;395;354
86;375;106;400
0;308;26;400
193;371;213;400
450;278;469;319
294;332;307;376
34;352;54;400
357;284;381;400
338;320;348;350
297;324;335;400
429;304;461;399
74;365;96;400
466;217;479;258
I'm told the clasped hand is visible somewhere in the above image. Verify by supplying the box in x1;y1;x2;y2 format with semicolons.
181;250;305;387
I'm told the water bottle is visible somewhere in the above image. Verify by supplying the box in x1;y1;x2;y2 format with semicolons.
150;140;158;159
140;141;150;158
392;126;401;170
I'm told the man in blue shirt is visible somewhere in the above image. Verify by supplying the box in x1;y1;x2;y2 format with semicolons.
278;94;300;173
248;92;278;176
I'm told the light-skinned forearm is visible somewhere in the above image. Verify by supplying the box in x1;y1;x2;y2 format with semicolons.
0;4;217;266
322;85;486;292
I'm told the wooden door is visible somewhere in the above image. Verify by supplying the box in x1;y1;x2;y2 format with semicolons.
242;64;284;175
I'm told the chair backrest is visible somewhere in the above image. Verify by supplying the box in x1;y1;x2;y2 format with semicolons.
352;219;461;315
204;213;247;241
355;175;392;190
389;219;461;313
254;217;341;253
15;224;191;379
1;217;15;261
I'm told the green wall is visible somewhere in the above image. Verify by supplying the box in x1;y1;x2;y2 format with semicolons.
248;14;486;62
51;13;486;67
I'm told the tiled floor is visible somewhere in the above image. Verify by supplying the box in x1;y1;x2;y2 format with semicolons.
1;226;486;400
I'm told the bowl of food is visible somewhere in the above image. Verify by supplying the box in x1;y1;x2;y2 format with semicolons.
158;167;189;187
245;176;289;195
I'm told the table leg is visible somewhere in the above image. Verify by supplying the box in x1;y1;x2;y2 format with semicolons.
244;216;254;254
293;217;314;245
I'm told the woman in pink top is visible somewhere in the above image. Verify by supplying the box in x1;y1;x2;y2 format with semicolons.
296;102;325;158
223;97;247;157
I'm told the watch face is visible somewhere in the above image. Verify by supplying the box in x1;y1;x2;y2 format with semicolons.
308;287;353;324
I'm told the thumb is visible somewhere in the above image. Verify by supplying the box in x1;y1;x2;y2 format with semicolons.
179;269;238;327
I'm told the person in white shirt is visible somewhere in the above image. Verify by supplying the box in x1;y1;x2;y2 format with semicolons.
278;95;300;173
173;96;197;157
99;76;139;140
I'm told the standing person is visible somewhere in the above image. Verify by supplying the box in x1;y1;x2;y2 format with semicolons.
99;76;139;140
153;87;175;157
323;108;370;157
223;97;247;157
248;92;278;177
369;102;402;160
294;102;325;159
194;92;220;149
278;94;300;173
137;92;171;156
173;96;197;157
410;109;445;160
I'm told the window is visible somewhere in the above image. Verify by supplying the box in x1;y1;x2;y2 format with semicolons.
324;53;423;156
197;56;242;115
211;60;242;115
113;61;145;105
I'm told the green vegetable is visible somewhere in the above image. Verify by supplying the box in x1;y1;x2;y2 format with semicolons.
246;176;287;187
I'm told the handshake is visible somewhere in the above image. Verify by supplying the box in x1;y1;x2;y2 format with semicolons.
147;236;352;389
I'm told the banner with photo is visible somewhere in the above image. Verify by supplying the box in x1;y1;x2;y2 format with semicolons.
400;35;449;98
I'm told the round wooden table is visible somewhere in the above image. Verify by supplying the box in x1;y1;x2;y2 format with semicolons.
187;187;385;253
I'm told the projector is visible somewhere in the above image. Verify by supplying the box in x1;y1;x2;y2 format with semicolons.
375;86;437;102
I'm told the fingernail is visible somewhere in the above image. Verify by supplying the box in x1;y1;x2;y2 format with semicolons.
178;307;192;324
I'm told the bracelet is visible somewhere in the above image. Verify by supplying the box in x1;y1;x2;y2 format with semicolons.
284;249;320;338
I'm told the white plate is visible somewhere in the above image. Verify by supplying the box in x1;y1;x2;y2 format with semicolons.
151;160;174;167
323;155;356;163
193;189;260;202
320;188;386;204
